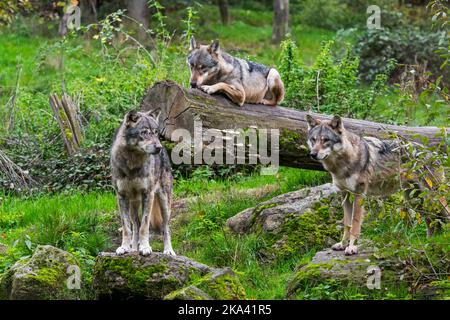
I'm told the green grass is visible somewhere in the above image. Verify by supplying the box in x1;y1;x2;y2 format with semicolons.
0;167;330;298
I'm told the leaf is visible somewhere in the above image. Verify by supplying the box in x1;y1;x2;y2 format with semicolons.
424;176;433;188
25;239;32;250
399;209;407;219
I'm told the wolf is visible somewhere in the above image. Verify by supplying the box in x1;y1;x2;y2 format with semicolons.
111;109;175;256
187;36;285;106
306;114;447;255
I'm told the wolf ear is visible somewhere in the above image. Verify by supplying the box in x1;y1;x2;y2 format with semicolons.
189;36;197;51
208;40;220;54
145;109;162;123
126;110;140;125
330;115;344;132
306;114;320;130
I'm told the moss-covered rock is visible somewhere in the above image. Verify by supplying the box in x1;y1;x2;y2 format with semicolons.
163;285;212;300
94;253;246;300
286;243;407;299
94;252;211;299
226;183;342;261
0;245;80;300
164;267;246;300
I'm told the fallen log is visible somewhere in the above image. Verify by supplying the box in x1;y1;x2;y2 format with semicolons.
140;80;448;171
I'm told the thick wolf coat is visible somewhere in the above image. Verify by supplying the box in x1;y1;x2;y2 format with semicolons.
306;115;447;255
187;36;285;106
111;110;175;256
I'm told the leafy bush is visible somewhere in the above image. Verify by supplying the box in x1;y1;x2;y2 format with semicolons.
355;27;449;84
278;38;392;118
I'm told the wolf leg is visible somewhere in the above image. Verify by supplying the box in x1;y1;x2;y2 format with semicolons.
158;191;176;256
116;194;132;255
201;82;246;106
345;194;364;255
332;192;352;251
138;191;155;256
130;199;140;252
262;69;285;106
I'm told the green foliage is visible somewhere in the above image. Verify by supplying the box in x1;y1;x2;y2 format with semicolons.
279;38;392;117
293;0;365;31
0;0;32;26
355;27;449;84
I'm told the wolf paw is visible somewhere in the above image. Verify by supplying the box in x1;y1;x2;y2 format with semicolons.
139;246;152;256
163;248;176;256
261;99;276;106
331;242;346;251
116;246;130;255
201;85;217;94
344;245;358;255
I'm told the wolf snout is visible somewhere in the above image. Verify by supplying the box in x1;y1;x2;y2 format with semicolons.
190;81;197;89
144;144;162;154
309;152;318;160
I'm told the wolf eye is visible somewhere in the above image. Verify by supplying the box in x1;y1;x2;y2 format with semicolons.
322;138;330;143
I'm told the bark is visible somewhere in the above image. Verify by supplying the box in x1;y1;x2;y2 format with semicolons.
126;0;150;41
49;93;83;156
218;0;230;25
140;81;448;171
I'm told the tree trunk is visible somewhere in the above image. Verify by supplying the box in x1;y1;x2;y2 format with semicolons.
79;0;98;24
49;93;83;156
272;0;289;44
127;0;150;41
217;0;230;25
140;81;448;171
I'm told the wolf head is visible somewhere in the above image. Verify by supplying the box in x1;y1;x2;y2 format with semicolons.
122;110;163;155
306;115;345;161
187;36;221;88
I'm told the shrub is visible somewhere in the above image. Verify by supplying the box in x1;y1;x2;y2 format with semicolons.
355;27;449;84
278;38;392;118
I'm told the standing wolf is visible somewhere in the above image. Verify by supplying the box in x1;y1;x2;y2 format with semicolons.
306;115;447;255
111;110;175;256
187;36;285;106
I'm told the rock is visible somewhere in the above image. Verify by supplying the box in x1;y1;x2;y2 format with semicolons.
94;252;246;300
164;285;212;300
164;267;246;300
0;245;80;300
226;183;343;261
286;243;404;299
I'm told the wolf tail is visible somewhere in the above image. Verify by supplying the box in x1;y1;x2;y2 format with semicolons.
150;197;163;231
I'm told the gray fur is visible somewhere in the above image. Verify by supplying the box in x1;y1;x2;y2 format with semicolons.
187;36;285;106
111;110;175;256
306;115;445;255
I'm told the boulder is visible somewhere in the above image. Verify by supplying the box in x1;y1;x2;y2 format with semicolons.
0;245;81;300
286;243;405;299
93;252;245;300
164;267;246;300
226;183;343;260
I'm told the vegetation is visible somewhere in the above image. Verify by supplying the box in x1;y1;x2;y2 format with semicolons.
0;0;448;300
